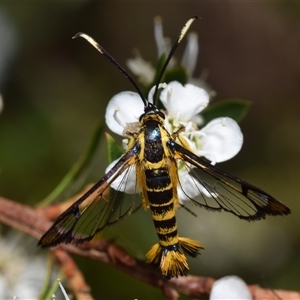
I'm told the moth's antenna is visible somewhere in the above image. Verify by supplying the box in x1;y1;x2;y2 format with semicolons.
73;33;148;107
153;16;199;106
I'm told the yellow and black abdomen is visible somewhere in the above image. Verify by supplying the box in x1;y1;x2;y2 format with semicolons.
143;122;179;247
145;167;179;247
141;120;203;278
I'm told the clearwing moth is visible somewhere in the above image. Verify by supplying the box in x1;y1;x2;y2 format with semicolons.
39;17;290;278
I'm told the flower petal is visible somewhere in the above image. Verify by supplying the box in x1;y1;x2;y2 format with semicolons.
181;32;198;77
105;159;139;194
154;16;170;58
160;81;209;122
209;276;252;299
126;56;155;86
199;117;243;163
105;91;144;136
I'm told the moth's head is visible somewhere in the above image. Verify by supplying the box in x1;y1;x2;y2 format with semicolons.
139;102;165;124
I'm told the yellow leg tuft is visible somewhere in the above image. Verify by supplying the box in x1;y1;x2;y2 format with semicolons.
146;243;162;266
178;237;204;257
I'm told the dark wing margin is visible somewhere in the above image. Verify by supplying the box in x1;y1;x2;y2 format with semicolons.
38;143;139;248
169;141;291;221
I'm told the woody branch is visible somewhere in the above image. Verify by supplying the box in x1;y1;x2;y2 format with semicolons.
0;195;298;300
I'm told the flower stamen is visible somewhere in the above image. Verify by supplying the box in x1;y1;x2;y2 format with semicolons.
221;117;226;127
122;138;129;150
113;108;124;127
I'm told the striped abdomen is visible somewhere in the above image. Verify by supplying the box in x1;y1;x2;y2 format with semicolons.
142;122;179;248
145;167;179;248
140;118;203;278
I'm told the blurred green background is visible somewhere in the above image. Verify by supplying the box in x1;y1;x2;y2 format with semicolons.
0;2;299;299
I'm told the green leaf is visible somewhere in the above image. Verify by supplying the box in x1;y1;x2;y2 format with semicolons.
151;54;188;86
144;53;165;94
38;122;104;207
201;99;251;126
163;66;188;85
152;53;167;86
106;132;124;164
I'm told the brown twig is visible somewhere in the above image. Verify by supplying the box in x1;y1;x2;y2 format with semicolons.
0;195;299;299
54;248;93;300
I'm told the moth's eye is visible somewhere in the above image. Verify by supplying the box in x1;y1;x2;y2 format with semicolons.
139;113;145;122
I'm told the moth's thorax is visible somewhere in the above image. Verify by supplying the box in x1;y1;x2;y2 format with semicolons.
125;111;165;140
136;113;171;163
140;112;165;126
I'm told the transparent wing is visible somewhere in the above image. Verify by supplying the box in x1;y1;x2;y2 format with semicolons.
171;142;290;220
39;145;140;248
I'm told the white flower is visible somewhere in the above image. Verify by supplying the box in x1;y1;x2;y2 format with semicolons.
105;91;144;136
126;53;155;87
181;32;198;78
209;276;252;299
126;16;215;96
160;81;208;122
0;234;52;299
105;81;243;201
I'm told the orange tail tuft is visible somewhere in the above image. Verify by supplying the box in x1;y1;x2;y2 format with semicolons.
146;238;203;278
